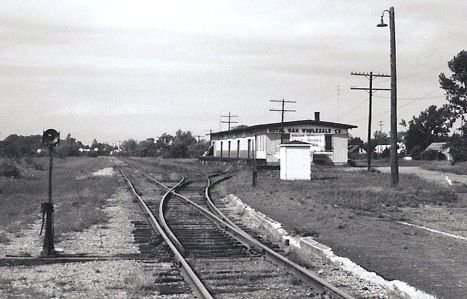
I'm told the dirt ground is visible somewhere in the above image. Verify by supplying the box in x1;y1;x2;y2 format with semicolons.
214;166;467;299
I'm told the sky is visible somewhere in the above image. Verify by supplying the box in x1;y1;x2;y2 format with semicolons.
1;0;466;145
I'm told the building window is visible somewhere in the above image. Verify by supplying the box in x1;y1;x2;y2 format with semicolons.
325;135;332;151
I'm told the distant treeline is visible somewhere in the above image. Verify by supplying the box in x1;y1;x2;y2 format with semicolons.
118;130;209;158
0;130;209;159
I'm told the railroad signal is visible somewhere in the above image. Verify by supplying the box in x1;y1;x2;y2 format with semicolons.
42;129;60;147
40;128;60;257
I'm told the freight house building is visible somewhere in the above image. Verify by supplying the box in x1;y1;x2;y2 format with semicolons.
210;114;357;165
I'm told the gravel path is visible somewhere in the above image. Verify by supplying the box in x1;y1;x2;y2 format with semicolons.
58;187;142;255
0;178;188;298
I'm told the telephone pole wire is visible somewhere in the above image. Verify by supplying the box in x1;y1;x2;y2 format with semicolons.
221;112;238;131
351;72;390;171
269;99;296;144
193;135;202;143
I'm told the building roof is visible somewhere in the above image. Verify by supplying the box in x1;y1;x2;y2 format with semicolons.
426;142;449;151
211;119;357;137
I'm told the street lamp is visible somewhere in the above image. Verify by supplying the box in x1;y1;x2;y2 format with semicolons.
378;7;399;188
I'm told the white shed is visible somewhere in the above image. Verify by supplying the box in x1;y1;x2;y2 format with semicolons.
279;141;311;180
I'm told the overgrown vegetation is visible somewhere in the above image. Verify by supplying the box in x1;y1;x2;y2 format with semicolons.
119;130;210;158
221;167;458;215
420;161;467;175
0;159;21;178
0;157;117;238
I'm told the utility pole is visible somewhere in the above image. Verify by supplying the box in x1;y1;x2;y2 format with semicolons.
269;99;296;144
221;112;238;131
351;72;390;171
378;6;399;188
205;129;213;142
337;85;341;122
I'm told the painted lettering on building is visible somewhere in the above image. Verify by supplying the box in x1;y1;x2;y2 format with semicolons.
267;127;346;134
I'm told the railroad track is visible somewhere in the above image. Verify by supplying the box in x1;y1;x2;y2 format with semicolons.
117;162;355;299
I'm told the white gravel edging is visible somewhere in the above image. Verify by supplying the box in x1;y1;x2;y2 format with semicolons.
397;221;467;241
225;194;437;299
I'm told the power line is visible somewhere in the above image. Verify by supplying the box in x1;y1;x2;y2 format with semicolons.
373;89;443;100
342;98;368;115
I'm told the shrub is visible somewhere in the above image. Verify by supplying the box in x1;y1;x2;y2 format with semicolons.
420;149;445;161
0;231;10;244
409;145;424;160
24;156;45;170
0;160;21;178
381;148;390;159
448;134;467;163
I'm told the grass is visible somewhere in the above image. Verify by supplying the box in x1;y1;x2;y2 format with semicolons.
221;165;458;214
0;156;118;238
420;160;467;175
0;231;10;243
125;157;228;180
124;270;154;290
0;159;21;178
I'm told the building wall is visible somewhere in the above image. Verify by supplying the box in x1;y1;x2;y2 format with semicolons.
212;123;352;164
332;135;348;164
213;137;255;158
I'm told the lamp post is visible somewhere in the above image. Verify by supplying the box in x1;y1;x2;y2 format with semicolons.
378;7;399;188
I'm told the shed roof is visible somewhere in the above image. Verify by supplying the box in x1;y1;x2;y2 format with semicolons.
211;119;357;137
426;142;448;151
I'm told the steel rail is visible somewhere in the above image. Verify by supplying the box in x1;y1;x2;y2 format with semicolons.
124;163;355;299
115;166;213;299
159;179;187;256
201;175;356;299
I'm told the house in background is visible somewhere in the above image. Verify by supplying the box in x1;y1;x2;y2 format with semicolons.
425;142;452;161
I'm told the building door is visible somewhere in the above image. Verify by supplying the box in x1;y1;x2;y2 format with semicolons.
325;135;333;151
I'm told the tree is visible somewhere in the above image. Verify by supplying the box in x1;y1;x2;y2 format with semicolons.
90;139;112;156
167;130;196;158
56;133;82;157
0;134;42;159
188;140;210;157
348;136;364;146
155;133;173;158
448;131;467;162
400;105;454;153
439;50;467;123
372;131;390;145
121;139;138;155
440;50;467;162
136;138;157;157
